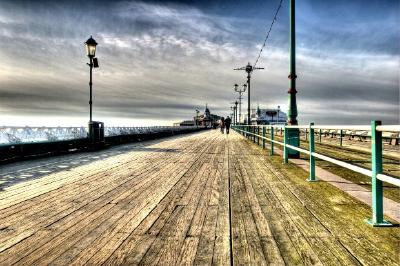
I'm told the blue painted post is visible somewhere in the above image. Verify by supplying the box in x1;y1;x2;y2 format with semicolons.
262;127;266;149
367;121;391;226
308;123;316;181
283;126;288;164
270;126;274;156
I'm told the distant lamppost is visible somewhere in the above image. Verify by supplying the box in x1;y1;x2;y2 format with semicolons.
85;36;99;123
286;0;300;158
85;36;102;145
234;83;246;124
234;63;264;125
234;101;238;125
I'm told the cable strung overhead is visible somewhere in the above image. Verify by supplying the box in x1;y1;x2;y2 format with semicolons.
253;0;284;69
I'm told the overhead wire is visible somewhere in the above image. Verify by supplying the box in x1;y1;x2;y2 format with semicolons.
253;0;284;69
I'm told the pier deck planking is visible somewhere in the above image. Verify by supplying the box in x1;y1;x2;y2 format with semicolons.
0;130;398;265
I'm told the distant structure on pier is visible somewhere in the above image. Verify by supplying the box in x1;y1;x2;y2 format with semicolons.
195;104;222;127
248;105;287;125
173;120;196;127
174;105;221;127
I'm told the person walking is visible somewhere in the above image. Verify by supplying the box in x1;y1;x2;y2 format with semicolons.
220;117;225;134
225;116;232;134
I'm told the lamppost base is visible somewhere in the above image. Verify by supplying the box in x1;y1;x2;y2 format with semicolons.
365;219;395;227
88;121;105;150
286;127;300;158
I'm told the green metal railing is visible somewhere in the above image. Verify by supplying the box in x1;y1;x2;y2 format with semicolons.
232;121;400;227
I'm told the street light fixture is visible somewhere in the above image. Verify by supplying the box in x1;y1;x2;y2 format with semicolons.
85;36;97;57
85;36;103;146
234;101;238;125
234;83;246;124
85;36;99;123
234;63;264;125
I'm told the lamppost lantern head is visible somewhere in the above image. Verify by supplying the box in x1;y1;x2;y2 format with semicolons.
246;63;252;73
234;83;239;91
242;83;247;91
235;101;238;105
85;36;97;58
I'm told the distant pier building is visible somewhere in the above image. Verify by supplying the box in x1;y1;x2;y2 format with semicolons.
249;105;287;125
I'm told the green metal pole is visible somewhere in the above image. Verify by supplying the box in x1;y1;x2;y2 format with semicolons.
284;127;288;164
262;127;266;149
288;0;297;123
270;126;274;156
308;123;316;181
367;121;391;226
286;0;300;158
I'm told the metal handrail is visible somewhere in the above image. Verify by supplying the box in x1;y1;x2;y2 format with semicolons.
232;122;399;227
0;125;204;145
240;124;400;132
376;125;400;132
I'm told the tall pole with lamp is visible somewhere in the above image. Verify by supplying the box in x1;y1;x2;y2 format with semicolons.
85;36;101;144
286;0;300;157
234;83;246;124
234;63;264;125
234;101;238;125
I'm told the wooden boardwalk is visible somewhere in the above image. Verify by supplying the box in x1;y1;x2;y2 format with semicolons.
0;130;398;265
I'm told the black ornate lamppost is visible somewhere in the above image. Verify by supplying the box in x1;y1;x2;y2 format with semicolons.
234;83;246;124
85;36;98;123
85;36;101;144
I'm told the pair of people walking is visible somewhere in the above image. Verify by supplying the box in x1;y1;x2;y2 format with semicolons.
219;116;231;134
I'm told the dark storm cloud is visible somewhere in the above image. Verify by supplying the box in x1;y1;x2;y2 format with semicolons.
0;0;398;125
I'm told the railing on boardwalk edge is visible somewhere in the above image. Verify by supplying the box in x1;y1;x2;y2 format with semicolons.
0;126;206;162
0;126;201;145
232;121;400;227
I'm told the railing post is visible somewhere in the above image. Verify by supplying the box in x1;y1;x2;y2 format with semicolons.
270;126;274;156
253;126;256;143
366;120;391;226
283;126;288;164
308;122;316;181
262;127;266;149
305;128;308;141
340;129;343;147
319;129;322;143
257;126;260;145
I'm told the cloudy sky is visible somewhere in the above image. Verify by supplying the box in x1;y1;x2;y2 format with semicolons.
0;0;398;126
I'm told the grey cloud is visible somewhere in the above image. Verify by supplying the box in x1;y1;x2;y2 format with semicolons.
0;1;398;126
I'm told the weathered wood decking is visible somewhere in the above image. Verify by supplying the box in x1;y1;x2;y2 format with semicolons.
0;130;398;265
